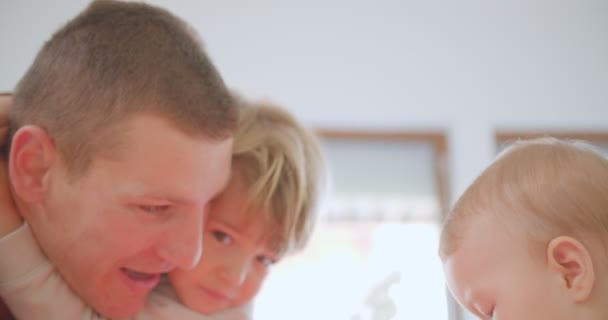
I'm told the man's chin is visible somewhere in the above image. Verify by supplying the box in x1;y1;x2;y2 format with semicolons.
88;272;155;318
93;295;147;318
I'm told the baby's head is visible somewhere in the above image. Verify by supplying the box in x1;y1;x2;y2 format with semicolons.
169;97;326;314
440;137;608;320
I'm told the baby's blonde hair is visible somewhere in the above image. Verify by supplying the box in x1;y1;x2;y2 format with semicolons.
440;137;608;259
231;96;326;256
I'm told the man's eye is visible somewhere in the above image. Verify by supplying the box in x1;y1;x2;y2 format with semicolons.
139;205;170;215
212;230;233;245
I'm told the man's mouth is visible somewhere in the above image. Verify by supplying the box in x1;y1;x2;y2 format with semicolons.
120;268;161;290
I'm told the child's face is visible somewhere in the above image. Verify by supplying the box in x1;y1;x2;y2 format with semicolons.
442;216;577;320
169;173;279;314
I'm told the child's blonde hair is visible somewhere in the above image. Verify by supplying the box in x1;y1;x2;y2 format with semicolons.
231;96;326;256
440;137;608;259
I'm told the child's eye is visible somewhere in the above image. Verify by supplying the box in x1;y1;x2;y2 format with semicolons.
256;255;276;267
212;230;233;245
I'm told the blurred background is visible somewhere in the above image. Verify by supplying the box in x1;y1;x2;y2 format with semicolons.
2;1;607;319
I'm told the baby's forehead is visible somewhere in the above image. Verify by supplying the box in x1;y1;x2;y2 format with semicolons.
445;231;509;292
456;215;529;258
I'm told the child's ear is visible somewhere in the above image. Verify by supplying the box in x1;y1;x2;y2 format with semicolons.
546;236;595;303
9;125;57;203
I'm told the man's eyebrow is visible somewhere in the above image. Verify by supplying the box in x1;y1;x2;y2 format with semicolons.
133;193;204;207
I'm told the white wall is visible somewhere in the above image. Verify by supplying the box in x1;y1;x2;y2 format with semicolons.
2;1;608;319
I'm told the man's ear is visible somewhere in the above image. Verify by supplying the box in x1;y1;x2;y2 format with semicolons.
547;236;595;303
9;125;57;203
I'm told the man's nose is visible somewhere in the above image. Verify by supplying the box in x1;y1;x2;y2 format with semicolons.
157;211;204;270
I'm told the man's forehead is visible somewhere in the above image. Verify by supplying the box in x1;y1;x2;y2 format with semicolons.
99;115;232;196
108;169;226;208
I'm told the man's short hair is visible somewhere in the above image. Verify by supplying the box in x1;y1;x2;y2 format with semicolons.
9;0;237;175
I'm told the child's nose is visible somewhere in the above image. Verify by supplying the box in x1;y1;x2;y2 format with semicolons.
218;255;250;287
157;211;204;270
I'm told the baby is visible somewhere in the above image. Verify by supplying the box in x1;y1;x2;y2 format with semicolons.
440;137;608;320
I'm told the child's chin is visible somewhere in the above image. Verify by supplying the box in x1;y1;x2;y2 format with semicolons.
191;303;227;315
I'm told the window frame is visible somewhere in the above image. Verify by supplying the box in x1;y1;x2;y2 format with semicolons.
315;129;459;320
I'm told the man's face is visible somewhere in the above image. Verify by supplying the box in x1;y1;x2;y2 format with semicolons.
442;216;577;320
169;171;279;314
28;114;232;317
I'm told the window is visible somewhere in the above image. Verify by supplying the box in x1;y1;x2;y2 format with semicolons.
254;131;451;320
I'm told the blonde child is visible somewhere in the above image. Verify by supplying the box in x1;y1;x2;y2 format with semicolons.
167;96;326;316
439;137;608;320
0;96;326;319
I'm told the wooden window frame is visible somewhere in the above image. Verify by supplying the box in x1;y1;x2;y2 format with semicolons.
315;129;450;221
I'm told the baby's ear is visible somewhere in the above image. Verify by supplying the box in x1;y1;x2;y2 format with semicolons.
546;236;595;303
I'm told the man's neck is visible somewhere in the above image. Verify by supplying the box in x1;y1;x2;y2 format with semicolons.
0;298;15;320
